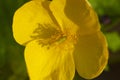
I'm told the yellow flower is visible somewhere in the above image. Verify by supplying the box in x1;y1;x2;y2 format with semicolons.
12;0;108;80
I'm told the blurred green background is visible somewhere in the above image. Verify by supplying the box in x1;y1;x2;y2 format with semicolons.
0;0;120;80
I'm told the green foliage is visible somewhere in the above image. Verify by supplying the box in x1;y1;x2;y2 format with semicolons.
89;0;120;16
0;0;29;80
0;36;6;68
105;32;120;52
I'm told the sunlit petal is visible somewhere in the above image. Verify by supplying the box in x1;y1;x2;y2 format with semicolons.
12;1;57;45
24;40;75;80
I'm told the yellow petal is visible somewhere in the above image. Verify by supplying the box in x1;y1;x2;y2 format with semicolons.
50;0;100;35
24;40;75;80
49;0;79;36
73;31;108;79
12;1;58;45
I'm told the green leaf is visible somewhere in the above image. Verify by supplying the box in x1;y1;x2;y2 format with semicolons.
105;32;120;52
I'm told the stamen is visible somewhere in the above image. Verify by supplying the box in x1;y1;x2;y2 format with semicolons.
31;23;66;46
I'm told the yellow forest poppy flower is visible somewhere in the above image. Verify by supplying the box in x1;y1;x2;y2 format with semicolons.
12;0;109;80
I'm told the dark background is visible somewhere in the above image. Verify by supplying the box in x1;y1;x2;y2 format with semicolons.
0;0;120;80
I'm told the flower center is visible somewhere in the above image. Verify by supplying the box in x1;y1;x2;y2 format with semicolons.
31;23;66;46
